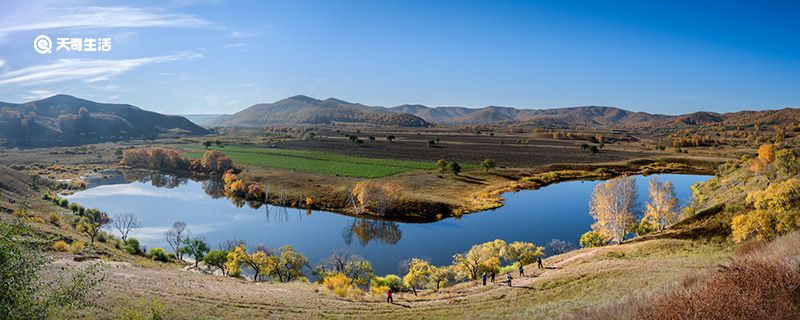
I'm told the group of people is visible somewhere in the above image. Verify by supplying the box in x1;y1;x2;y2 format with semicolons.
481;256;545;287
387;256;545;303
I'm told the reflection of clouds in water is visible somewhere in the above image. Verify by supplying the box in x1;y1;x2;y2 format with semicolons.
67;183;205;200
128;223;224;242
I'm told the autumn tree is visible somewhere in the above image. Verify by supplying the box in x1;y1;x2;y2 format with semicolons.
112;212;140;242
201;150;234;174
501;241;544;275
77;209;110;244
452;239;506;280
269;245;308;282
403;258;432;295
588;176;638;244
429;265;457;290
733;178;800;242
642;177;679;231
314;251;374;286
244;247;277;282
435;159;449;174
751;144;776;174
481;159;497;173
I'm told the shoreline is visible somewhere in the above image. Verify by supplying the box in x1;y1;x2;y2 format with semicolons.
68;157;719;223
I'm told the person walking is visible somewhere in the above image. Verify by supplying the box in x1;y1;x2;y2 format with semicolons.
490;271;495;283
386;288;393;304
518;263;525;277
537;256;544;269
506;272;513;287
482;272;487;286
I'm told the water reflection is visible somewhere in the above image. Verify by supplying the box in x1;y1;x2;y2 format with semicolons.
69;171;710;274
343;218;402;246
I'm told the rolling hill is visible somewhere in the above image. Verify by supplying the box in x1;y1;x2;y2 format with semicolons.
210;95;431;127
0;95;208;147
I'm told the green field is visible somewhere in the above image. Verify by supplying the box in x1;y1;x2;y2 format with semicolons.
184;145;440;178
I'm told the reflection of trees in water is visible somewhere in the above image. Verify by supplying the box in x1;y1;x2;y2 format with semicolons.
202;180;225;199
342;218;402;246
122;170;187;188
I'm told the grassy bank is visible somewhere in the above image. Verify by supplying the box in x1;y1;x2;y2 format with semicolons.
183;144;446;178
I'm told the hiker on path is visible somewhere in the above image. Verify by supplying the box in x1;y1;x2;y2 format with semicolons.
506;273;513;287
490;271;495;283
537;256;544;269
387;289;393;304
482;272;487;286
518;263;525;277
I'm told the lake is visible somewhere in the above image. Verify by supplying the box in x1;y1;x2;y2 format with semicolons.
65;172;709;275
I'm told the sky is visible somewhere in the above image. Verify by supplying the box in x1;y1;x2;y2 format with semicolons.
0;0;798;115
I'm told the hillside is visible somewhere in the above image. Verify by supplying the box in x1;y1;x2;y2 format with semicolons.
215;95;800;129
0;95;208;147
210;95;431;127
182;114;224;126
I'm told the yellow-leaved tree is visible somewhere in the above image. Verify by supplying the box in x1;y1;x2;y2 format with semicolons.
452;239;506;280
403;258;432;295
588;176;638;244
751;144;776;174
643;177;679;231
733;178;800;242
501;241;544;275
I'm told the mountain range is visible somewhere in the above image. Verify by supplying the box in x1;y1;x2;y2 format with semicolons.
210;95;431;127
0;95;208;147
208;95;800;129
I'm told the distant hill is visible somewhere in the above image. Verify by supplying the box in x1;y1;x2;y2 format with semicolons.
391;104;671;127
182;114;224;126
391;103;800;129
210;95;431;127
0;95;208;147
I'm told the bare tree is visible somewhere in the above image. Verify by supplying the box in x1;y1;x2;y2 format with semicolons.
165;221;187;260
112;212;140;242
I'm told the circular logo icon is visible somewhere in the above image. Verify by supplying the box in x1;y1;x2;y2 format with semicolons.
34;35;52;54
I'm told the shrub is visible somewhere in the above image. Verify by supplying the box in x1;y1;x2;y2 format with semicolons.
69;240;86;253
370;285;390;295
124;238;142;255
370;274;402;292
52;240;70;252
47;213;61;226
149;247;172;263
636;258;800;319
580;230;610;248
322;273;359;297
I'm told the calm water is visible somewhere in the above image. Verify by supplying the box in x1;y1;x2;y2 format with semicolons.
66;172;708;274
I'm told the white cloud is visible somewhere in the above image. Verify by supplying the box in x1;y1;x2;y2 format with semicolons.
0;58;5;68
0;6;213;34
0;53;202;87
224;42;246;49
23;89;56;100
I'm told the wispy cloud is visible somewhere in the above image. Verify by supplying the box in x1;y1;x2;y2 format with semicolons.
0;58;5;69
0;53;202;87
23;89;56;100
0;6;213;34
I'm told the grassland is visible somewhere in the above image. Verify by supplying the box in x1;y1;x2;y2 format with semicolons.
182;144;451;178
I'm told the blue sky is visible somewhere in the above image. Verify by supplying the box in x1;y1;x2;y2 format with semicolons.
0;0;798;115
